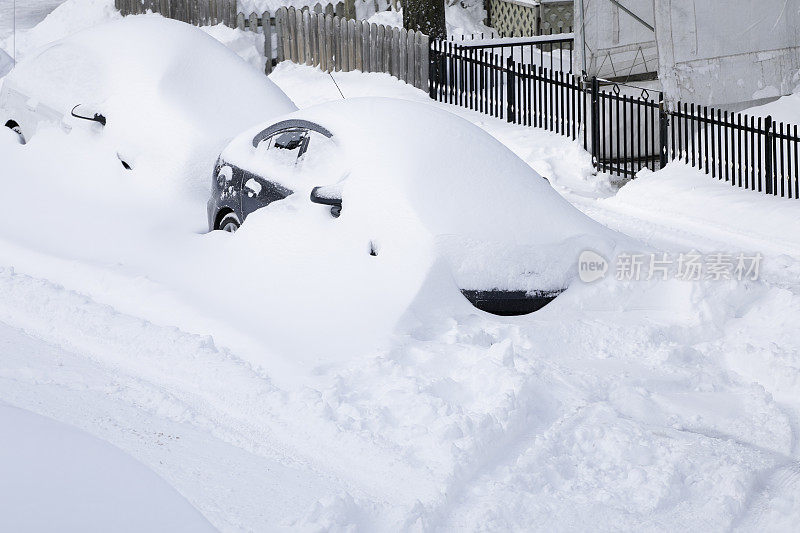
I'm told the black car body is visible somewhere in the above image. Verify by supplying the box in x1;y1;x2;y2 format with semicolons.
207;119;333;232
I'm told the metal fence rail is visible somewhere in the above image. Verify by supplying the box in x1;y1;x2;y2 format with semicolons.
667;105;800;197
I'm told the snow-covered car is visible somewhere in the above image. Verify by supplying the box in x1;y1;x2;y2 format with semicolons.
0;16;295;176
208;98;621;315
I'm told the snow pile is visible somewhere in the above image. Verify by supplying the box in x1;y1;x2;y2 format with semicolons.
3;8;800;531
4;244;800;530
603;163;800;258
200;22;267;72
747;87;800;127
269;62;612;199
263;98;622;290
0;0;119;64
0;403;214;531
0;86;621;377
3;16;295;221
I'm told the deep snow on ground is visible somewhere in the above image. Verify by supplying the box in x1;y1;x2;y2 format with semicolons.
748;88;800;127
0;401;215;531
3;5;800;532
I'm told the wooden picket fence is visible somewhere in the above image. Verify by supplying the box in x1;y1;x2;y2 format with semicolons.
114;0;426;87
115;0;357;26
117;0;239;26
275;7;429;90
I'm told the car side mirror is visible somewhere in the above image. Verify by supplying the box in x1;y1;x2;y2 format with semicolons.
310;185;342;218
71;104;106;126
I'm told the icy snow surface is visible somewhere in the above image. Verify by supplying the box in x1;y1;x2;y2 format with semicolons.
2;4;800;531
0;401;215;531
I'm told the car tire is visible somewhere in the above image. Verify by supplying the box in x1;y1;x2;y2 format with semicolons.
218;213;240;232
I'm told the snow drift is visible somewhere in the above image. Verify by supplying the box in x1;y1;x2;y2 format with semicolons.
0;94;625;378
1;15;296;213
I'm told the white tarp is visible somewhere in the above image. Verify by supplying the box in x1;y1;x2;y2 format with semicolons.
655;0;800;109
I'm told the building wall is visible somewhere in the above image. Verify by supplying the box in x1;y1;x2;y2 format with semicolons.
655;0;800;109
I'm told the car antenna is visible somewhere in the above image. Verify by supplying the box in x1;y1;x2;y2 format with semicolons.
328;71;346;99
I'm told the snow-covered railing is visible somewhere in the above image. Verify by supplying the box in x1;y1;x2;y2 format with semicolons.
275;7;429;90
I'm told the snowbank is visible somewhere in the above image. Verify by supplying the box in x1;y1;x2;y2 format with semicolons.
0;95;612;380
0;403;214;531
225;97;623;295
3;8;800;532
747;88;800;127
602;163;800;257
2;15;295;227
200;22;267;72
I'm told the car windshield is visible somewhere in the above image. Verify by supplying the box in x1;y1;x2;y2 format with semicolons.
253;126;346;189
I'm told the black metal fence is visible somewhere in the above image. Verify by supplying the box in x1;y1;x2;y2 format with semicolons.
429;39;800;199
666;105;800;197
590;78;663;178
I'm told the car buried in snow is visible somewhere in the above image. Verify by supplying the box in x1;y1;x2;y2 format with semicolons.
207;98;620;316
0;16;295;174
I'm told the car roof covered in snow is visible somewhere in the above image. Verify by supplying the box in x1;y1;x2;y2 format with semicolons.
4;15;296;125
224;97;619;248
223;98;624;294
3;15;297;208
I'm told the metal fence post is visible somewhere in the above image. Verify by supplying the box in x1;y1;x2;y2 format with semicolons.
764;115;774;194
429;41;437;99
506;56;515;123
659;97;668;169
590;76;600;167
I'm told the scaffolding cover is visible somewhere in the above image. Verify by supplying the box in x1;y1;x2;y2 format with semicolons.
574;0;658;80
655;0;800;108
